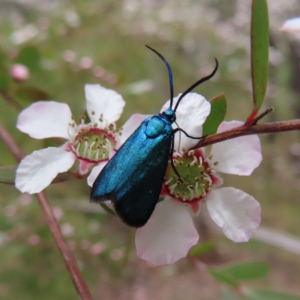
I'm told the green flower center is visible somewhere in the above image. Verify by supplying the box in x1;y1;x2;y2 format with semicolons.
164;150;218;201
71;126;117;162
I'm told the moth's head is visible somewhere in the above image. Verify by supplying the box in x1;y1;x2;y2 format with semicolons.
163;107;176;123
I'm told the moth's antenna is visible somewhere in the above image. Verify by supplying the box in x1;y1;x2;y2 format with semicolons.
146;45;174;109
174;59;219;113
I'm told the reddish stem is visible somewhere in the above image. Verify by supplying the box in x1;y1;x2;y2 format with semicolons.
246;107;259;124
36;192;93;300
193;119;300;149
0;122;26;159
0;121;93;300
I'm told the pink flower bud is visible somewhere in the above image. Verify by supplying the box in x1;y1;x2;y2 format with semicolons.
79;56;93;69
28;234;41;245
10;64;30;82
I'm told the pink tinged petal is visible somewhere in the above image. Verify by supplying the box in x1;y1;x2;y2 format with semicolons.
161;93;211;152
210;121;262;175
119;114;150;146
85;84;125;125
206;187;261;242
15;147;76;194
188;201;201;215
87;161;107;187
136;198;199;266
78;159;95;175
17;101;73;139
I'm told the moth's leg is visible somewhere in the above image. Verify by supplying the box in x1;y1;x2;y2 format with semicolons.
173;127;206;140
169;132;181;179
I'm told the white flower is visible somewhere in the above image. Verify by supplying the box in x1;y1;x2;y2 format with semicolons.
280;17;300;33
87;92;210;187
135;98;262;266
15;84;125;194
89;92;211;265
86;91;262;266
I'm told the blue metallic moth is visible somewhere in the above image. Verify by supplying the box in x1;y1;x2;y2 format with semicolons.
91;46;218;227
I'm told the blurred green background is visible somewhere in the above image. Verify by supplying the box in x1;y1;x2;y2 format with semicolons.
1;0;300;299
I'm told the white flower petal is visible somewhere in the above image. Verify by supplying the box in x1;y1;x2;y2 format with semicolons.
87;161;107;187
78;159;95;175
16;147;76;194
85;84;125;125
206;187;261;242
161;93;210;152
17;101;73;139
119;114;150;146
210;121;262;175
280;17;300;33
136;197;199;266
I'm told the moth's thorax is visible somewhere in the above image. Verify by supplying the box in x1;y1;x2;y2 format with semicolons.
163;107;176;123
144;114;172;138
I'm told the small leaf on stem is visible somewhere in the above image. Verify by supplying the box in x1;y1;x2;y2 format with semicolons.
202;93;227;136
208;268;239;287
249;0;269;120
189;241;214;256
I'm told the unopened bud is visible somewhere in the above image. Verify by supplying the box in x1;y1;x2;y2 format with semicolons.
10;64;29;82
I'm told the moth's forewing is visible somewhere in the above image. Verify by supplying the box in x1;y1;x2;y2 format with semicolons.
91;115;172;227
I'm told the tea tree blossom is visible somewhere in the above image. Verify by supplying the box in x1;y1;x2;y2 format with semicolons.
15;84;125;194
88;93;261;266
135;99;262;266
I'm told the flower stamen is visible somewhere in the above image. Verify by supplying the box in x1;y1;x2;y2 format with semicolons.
164;149;222;204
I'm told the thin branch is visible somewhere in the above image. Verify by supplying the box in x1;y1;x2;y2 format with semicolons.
254;227;300;256
0;90;23;110
36;192;93;300
0;121;93;300
193;119;300;149
245;107;274;126
0;122;26;160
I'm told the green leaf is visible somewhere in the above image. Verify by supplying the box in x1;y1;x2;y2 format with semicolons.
245;288;300;300
0;165;17;184
218;260;270;281
15;46;40;71
208;268;239;287
14;86;50;102
202;93;227;136
251;0;269;111
0;48;7;68
0;48;11;89
189;241;214;255
0;71;10;90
